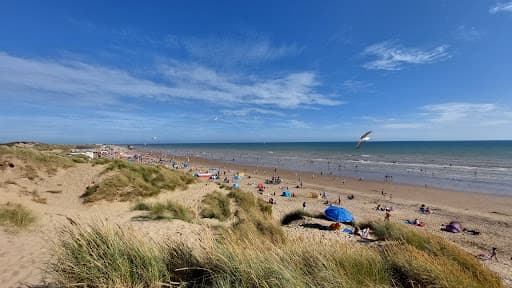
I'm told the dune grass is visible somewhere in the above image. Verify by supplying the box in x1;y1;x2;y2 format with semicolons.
0;145;76;179
48;218;502;288
281;209;322;225
226;188;284;243
132;200;195;222
200;191;232;221
0;202;36;230
365;221;502;287
47;221;170;288
80;159;196;202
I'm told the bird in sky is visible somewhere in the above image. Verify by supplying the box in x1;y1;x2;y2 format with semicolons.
356;130;372;149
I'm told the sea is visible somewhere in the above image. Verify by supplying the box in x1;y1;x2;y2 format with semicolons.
136;141;512;196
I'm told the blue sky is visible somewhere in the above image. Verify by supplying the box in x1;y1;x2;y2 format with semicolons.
1;1;512;143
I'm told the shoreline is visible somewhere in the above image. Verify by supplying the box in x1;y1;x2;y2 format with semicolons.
180;154;512;214
135;141;512;196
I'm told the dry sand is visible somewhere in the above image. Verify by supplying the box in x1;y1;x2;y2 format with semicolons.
0;150;511;287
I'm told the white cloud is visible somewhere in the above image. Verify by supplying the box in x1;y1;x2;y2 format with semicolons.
221;108;285;117
454;25;483;42
287;120;310;128
422;103;496;122
362;41;449;70
382;123;424;129
166;35;301;65
159;60;342;108
341;80;373;93
0;52;342;110
489;2;512;14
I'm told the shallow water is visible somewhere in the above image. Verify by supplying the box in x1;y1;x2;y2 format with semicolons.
136;141;512;196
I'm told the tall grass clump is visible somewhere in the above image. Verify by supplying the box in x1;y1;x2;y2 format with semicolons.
227;188;284;243
0;202;36;230
281;209;317;225
367;221;503;288
47;222;171;288
80;159;196;202
200;191;231;221
132;200;195;222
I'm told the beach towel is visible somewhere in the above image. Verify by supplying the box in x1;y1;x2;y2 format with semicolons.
342;227;353;234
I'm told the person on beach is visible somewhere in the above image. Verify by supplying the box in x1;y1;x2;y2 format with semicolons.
490;247;498;261
337;196;341;205
384;211;391;221
302;201;306;210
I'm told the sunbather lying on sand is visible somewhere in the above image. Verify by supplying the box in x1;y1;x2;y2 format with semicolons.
405;218;425;227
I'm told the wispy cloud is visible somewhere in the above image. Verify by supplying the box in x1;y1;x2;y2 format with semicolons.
381;122;424;129
0;52;342;110
221;108;285;117
166;35;301;65
422;102;496;122
341;80;373;93
489;2;512;14
159;60;342;108
287;120;310;128
364;102;512;134
362;41;449;70
453;25;483;42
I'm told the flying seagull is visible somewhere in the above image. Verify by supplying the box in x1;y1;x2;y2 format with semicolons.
356;130;372;149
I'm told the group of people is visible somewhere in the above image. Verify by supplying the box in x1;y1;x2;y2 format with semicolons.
419;204;431;214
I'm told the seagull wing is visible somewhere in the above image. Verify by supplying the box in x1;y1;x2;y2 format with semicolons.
360;130;372;139
356;139;364;149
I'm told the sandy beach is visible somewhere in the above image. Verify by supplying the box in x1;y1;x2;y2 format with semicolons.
1;145;511;287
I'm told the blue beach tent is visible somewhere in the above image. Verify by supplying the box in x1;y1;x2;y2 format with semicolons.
233;183;240;188
324;206;355;223
281;190;291;197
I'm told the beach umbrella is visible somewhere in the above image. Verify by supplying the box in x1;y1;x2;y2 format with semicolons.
233;183;240;188
324;206;355;223
356;130;372;149
257;183;264;189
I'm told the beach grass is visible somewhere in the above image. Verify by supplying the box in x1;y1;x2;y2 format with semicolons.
47;221;170;288
80;159;196;202
200;191;232;221
281;209;321;225
132;200;195;222
47;217;502;288
226;188;284;243
0;202;36;230
364;221;503;287
0;145;76;178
